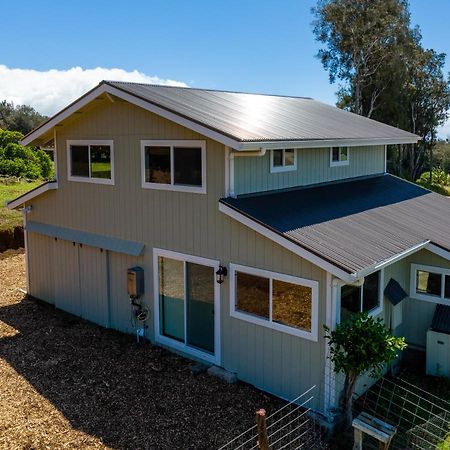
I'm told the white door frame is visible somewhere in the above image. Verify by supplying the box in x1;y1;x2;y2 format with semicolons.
153;248;221;365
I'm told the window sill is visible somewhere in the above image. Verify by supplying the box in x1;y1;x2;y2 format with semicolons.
330;161;349;167
410;293;450;305
68;176;114;185
142;182;206;194
270;165;297;174
230;309;318;342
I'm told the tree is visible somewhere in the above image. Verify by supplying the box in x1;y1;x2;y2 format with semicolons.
325;313;407;429
0;128;53;179
312;0;450;180
0;100;47;135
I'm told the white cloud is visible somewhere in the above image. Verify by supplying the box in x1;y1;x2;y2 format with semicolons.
0;65;187;116
438;119;450;140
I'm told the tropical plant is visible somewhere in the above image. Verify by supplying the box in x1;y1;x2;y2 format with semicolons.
324;313;407;428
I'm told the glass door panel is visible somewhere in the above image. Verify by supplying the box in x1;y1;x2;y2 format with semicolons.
186;262;215;353
159;256;185;342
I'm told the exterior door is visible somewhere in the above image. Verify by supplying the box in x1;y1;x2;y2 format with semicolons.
155;249;220;365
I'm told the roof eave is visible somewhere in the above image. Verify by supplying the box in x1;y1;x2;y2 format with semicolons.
6;180;58;210
237;136;420;151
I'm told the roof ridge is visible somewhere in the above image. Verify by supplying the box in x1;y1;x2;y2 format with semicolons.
103;80;314;100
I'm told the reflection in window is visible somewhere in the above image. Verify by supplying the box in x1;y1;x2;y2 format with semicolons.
236;272;270;319
416;270;442;297
272;280;312;331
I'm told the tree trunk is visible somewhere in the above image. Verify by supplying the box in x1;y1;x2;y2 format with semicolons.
342;371;358;429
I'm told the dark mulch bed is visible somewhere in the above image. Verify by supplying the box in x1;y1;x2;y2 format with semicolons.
0;251;284;450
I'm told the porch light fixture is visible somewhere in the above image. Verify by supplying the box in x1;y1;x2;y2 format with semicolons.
216;265;228;284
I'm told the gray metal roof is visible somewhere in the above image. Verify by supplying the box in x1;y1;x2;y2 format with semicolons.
220;175;450;274
431;305;450;335
105;81;418;144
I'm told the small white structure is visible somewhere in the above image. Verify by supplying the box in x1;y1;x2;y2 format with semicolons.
427;329;450;377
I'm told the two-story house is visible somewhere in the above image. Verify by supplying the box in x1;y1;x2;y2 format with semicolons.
8;81;450;417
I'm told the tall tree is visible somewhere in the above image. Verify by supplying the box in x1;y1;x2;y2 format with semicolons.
0;100;47;135
312;0;450;180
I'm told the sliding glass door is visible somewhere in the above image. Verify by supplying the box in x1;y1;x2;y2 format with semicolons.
156;250;219;362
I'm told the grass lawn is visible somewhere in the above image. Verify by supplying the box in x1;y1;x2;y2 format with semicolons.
0;250;286;450
0;179;42;231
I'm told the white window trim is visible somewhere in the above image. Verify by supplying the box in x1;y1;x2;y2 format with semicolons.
153;248;221;365
329;146;350;167
141;140;206;194
67;140;114;185
270;148;297;173
410;263;450;304
229;263;319;342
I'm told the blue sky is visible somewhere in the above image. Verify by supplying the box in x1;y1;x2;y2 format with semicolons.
1;0;449;135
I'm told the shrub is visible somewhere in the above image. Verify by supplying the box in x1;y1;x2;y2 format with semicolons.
0;129;53;180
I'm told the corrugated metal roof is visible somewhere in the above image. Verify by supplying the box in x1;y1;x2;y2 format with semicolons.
105;81;418;143
27;221;145;256
431;304;450;335
220;175;450;274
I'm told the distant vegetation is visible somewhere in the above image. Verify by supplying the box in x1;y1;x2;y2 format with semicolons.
313;0;450;182
0;100;47;135
0;128;53;180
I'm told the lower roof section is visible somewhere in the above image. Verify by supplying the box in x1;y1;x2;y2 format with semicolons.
220;174;450;275
27;221;145;256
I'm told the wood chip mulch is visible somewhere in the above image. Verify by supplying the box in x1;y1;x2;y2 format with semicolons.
0;250;285;450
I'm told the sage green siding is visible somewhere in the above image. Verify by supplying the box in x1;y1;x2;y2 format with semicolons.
25;98;328;410
384;250;450;348
234;145;385;195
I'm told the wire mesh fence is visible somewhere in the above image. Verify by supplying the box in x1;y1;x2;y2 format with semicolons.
217;385;328;450
352;375;450;449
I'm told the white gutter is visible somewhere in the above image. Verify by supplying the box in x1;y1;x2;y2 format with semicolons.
7;181;58;210
352;240;431;279
237;137;419;151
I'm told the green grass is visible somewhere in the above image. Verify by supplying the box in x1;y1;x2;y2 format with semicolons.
0;179;42;231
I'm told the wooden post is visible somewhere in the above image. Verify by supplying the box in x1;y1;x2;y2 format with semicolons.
256;408;270;450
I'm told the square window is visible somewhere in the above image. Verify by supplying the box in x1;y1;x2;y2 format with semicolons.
270;149;297;172
142;141;205;193
330;146;349;166
68;141;113;183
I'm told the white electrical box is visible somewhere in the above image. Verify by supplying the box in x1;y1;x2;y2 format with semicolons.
426;329;450;377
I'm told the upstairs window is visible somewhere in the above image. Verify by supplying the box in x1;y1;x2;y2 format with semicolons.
411;264;450;304
330;146;349;167
67;140;114;184
340;270;383;322
270;148;297;173
141;140;206;193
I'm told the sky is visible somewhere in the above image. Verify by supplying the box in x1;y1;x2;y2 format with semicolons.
1;0;449;137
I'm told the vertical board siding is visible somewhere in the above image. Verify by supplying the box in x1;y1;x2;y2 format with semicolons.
383;250;450;348
27;232;55;304
234;145;385;195
27;99;328;409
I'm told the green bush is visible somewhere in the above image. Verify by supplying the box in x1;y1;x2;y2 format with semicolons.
0;128;53;180
417;169;450;186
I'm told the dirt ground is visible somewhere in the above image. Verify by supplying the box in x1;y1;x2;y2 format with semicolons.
0;250;284;450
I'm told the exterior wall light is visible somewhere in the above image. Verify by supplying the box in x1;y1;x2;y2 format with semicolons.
216;265;228;284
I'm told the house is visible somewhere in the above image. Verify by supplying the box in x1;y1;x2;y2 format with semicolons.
7;81;450;417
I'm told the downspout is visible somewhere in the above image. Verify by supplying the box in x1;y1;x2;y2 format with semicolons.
21;205;32;294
